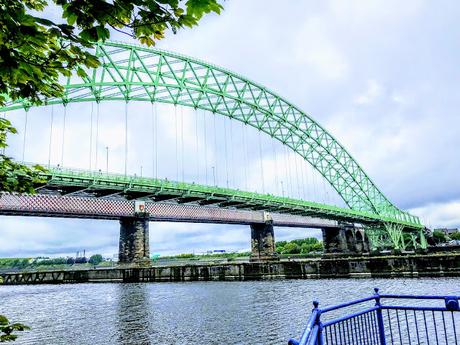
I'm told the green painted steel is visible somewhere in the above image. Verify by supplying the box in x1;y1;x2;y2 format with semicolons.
0;40;420;227
366;224;427;251
385;223;405;250
37;167;421;229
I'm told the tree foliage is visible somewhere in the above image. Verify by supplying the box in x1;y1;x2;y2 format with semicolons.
450;232;460;241
432;230;449;244
0;0;223;107
0;258;30;269
89;254;103;265
0;315;29;343
276;238;323;255
0;119;47;193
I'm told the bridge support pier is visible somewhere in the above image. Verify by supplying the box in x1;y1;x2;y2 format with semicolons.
322;226;369;255
322;227;348;253
250;222;279;262
119;216;150;265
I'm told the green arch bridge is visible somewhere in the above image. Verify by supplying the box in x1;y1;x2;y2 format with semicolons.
0;41;426;261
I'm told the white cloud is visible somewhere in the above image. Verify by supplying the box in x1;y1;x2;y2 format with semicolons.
410;199;460;229
293;17;349;81
354;80;383;105
328;0;425;26
0;217;117;257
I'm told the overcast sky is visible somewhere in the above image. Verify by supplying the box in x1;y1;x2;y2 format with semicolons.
1;0;459;258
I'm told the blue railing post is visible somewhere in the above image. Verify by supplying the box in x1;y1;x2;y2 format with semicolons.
313;301;324;345
317;324;324;345
374;288;387;345
288;300;321;345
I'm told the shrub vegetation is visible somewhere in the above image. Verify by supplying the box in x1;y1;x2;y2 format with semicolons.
276;238;323;255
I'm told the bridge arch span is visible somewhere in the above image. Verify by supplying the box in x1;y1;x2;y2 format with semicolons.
0;41;418;225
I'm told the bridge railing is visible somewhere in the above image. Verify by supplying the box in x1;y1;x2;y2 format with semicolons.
288;288;460;345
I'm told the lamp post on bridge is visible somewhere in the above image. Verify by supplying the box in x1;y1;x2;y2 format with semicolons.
212;166;216;186
105;146;109;174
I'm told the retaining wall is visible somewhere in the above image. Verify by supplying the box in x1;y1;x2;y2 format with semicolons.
1;254;459;285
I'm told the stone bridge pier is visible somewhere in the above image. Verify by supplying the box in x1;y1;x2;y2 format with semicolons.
119;216;150;265
322;225;370;255
250;222;280;262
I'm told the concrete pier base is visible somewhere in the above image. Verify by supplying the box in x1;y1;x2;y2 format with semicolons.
322;226;370;255
119;217;150;265
322;227;348;253
250;222;279;262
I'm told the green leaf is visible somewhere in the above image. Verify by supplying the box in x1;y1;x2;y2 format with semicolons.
0;315;9;326
139;36;155;46
67;13;77;26
76;67;86;78
95;26;110;41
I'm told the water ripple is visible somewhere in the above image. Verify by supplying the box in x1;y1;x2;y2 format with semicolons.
0;278;459;344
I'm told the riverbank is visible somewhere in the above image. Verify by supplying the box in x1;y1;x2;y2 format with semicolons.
1;253;459;285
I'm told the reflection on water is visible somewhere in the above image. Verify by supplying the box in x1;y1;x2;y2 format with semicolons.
0;278;459;344
115;284;153;345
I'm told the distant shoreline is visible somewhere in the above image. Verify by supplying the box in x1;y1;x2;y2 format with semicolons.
1;252;459;285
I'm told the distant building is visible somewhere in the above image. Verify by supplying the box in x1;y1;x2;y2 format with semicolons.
33;257;50;263
74;257;88;264
205;250;226;254
435;228;459;236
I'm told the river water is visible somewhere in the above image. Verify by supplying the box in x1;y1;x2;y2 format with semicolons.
0;278;459;344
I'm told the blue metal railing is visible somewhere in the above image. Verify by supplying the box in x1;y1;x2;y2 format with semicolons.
289;288;460;345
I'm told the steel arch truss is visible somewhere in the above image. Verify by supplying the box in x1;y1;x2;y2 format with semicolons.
0;41;420;227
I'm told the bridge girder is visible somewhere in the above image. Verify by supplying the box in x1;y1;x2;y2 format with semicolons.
26;167;420;229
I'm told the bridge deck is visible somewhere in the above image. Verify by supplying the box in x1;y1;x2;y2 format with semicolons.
0;193;337;228
14;167;421;228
